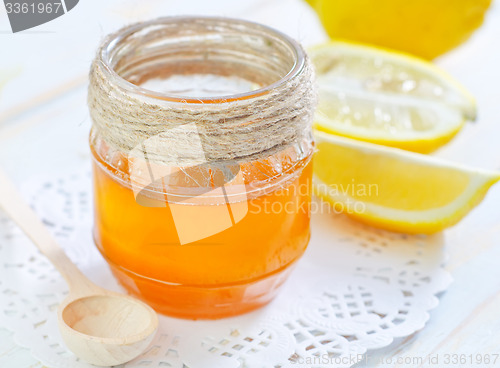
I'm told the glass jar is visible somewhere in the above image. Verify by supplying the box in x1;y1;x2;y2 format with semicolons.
88;17;315;319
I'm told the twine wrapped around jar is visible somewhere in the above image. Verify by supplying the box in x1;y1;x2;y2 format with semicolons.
87;17;316;167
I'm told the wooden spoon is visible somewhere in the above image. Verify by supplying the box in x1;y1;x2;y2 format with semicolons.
0;169;158;366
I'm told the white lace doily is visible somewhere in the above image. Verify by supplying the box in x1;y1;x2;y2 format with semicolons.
0;169;452;368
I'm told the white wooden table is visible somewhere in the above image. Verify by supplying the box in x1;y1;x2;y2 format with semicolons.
1;0;499;367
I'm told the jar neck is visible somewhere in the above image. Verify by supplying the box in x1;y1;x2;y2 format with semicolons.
100;16;305;103
88;17;315;166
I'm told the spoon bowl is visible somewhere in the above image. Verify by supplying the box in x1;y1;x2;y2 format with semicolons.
58;292;158;366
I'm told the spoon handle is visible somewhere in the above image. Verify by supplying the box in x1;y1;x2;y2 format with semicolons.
0;168;96;292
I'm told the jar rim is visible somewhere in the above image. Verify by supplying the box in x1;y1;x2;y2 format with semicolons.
98;16;306;103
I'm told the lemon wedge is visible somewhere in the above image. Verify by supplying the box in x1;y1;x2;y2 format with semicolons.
313;131;500;234
311;42;476;153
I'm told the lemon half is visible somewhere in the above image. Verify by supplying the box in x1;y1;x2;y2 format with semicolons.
311;42;476;153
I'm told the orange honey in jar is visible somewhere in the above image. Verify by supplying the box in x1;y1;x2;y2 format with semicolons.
88;17;316;319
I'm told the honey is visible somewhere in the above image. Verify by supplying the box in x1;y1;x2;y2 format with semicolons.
88;17;316;319
91;145;312;318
